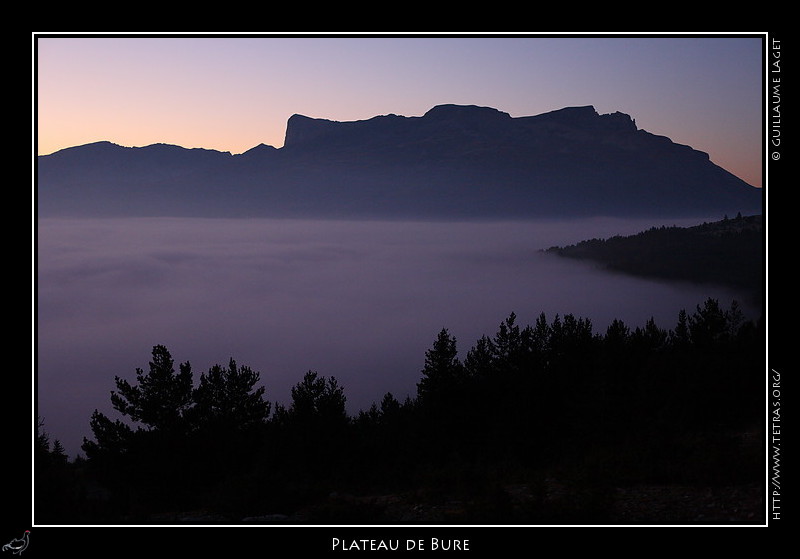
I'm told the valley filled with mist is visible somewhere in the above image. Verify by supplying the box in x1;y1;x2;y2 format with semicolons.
37;215;760;461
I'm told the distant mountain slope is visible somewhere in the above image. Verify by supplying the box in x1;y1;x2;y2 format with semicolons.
546;214;763;302
37;104;762;219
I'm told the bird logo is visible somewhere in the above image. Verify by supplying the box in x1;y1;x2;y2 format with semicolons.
2;531;29;555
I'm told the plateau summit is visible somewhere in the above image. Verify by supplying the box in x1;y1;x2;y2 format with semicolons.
37;104;761;219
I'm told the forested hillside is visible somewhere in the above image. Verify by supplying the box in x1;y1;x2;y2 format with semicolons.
546;214;763;304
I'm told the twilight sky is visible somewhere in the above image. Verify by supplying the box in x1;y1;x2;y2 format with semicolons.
35;33;765;188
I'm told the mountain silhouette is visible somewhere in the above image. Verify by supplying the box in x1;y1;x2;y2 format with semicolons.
36;104;762;219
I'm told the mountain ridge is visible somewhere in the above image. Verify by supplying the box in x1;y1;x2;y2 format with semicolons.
37;104;762;219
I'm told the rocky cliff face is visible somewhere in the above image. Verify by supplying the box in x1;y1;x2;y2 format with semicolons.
37;104;761;219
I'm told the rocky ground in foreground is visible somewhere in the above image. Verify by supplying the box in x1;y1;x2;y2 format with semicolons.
149;479;764;526
147;427;766;526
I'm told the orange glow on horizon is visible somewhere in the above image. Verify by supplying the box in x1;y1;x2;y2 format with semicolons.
35;35;765;189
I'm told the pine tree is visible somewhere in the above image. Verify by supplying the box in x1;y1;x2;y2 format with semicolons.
288;370;348;427
50;440;68;463
110;344;194;433
670;308;691;347
463;335;496;380
688;298;728;347
191;358;271;432
493;313;523;374
82;345;193;460
417;328;464;404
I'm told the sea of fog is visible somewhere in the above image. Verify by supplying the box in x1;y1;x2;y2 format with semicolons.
36;216;756;457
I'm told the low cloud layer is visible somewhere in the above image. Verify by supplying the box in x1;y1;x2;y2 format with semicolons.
36;216;753;457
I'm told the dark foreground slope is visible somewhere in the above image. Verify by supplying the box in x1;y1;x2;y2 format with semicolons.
38;298;763;526
37;104;762;219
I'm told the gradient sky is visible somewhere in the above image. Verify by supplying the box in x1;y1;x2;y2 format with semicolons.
35;33;764;187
